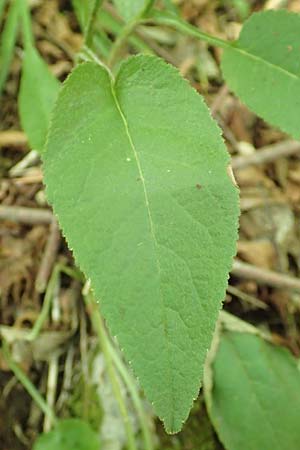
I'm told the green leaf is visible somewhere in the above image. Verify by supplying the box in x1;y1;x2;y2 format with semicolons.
43;55;239;433
205;331;300;450
18;46;60;152
33;419;100;450
113;0;154;21
222;10;300;139
0;0;20;95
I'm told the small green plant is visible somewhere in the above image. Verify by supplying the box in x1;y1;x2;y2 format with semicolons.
1;0;300;447
33;419;100;450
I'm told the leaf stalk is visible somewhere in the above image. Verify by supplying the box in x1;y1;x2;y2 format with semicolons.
108;0;155;68
17;0;34;49
148;10;232;50
84;0;104;46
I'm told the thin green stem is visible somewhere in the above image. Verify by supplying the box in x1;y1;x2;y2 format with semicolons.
58;264;84;282
1;341;57;425
83;291;137;450
107;339;154;450
99;9;154;55
84;0;104;46
92;30;111;59
26;263;83;342
108;6;232;67
107;0;156;67
148;10;232;50
17;0;34;49
144;0;156;13
26;265;60;342
108;16;140;68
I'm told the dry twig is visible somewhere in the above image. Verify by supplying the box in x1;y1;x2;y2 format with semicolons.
0;131;27;148
0;205;53;224
9;150;40;177
232;259;300;292
210;85;229;117
232;140;300;170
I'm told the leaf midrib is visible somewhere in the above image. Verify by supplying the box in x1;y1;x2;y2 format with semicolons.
229;44;299;82
110;77;176;427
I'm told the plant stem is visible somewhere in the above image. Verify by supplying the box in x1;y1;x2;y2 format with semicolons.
26;265;60;341
108;6;232;67
84;0;104;46
148;10;232;50
26;263;83;342
108;17;140;68
1;341;57;425
59;263;84;282
107;338;154;450
17;0;34;49
83;291;137;450
99;8;154;55
107;0;156;67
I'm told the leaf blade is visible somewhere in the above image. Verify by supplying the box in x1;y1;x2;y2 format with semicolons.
222;10;300;139
43;56;239;432
18;46;60;152
33;419;100;450
206;331;300;450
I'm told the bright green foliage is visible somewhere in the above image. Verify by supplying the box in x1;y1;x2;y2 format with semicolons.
206;331;300;450
18;46;60;152
222;10;300;139
71;0;92;30
72;0;100;33
43;55;239;433
33;419;100;450
113;0;154;21
0;0;20;95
